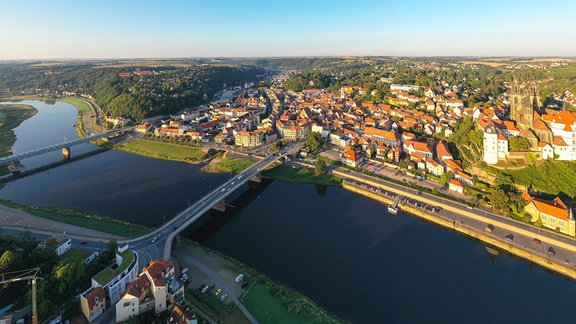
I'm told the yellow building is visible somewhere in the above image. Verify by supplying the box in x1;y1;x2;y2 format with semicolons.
523;193;576;236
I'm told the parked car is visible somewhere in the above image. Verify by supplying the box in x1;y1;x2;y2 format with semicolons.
152;236;158;243
220;293;228;301
547;247;556;256
533;238;541;245
235;273;244;283
201;284;209;293
215;288;222;296
485;224;494;233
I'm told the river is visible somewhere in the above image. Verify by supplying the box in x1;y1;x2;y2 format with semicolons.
1;101;575;323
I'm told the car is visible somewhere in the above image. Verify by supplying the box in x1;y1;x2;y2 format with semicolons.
485;224;494;233
182;268;189;274
215;288;222;296
533;238;541;245
221;188;226;192
241;281;249;288
220;293;228;301
152;235;158;243
547;247;556;256
201;284;209;293
81;240;88;244
235;273;244;283
505;234;514;242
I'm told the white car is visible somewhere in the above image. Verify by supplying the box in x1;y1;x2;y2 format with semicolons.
235;273;244;283
152;235;158;243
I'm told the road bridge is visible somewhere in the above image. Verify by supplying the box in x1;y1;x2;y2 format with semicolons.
0;128;130;166
120;143;303;261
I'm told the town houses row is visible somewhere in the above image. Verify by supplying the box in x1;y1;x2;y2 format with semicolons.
78;244;195;323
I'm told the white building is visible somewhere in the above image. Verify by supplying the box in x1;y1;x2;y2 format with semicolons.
483;123;500;165
548;110;576;160
115;259;184;323
91;247;139;304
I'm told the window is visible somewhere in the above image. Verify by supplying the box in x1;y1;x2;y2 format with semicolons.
559;220;565;227
550;217;556;223
542;215;547;220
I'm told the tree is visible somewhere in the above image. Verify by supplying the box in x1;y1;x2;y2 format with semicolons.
0;250;20;273
490;188;509;212
508;136;531;151
494;172;514;191
315;159;327;175
306;132;322;155
53;259;86;302
440;171;454;185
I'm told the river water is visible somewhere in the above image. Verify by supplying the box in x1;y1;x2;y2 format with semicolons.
1;101;575;323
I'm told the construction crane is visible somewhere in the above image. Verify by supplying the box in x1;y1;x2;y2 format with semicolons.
0;268;41;324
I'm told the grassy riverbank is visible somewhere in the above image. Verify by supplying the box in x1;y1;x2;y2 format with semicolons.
215;158;255;173
180;240;344;323
59;97;91;137
0;103;38;175
116;139;207;163
0;199;150;238
263;165;341;186
0;103;37;157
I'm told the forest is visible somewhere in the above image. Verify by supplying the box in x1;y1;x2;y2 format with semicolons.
0;63;266;121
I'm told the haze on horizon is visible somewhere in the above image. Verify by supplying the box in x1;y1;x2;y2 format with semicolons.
1;0;575;60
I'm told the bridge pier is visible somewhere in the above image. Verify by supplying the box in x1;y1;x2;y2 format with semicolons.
249;173;262;183
212;199;226;212
7;161;25;175
62;147;71;160
172;234;181;248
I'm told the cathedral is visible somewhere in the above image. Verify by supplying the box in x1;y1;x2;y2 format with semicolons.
508;80;553;150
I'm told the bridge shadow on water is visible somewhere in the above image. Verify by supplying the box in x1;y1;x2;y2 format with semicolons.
185;177;274;243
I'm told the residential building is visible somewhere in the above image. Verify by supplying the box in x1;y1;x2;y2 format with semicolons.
115;259;184;323
38;238;71;256
80;286;106;322
91;247;139;304
168;305;198;324
341;147;363;167
523;193;576;236
449;179;464;193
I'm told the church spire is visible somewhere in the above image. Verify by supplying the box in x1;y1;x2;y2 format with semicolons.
569;203;575;221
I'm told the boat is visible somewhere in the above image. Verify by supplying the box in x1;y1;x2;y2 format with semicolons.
388;196;400;214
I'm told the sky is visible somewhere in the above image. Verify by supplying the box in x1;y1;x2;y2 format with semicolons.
0;0;575;60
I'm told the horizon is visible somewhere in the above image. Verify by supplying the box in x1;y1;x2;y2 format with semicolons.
1;0;575;60
2;55;576;63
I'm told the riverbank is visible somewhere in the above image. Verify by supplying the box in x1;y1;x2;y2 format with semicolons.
115;139;209;163
0;198;150;238
0;103;38;174
342;180;576;282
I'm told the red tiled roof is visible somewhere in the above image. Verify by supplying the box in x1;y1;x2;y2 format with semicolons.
85;286;106;309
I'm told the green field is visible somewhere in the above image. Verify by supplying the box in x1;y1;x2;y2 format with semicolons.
118;139;206;163
263;165;341;186
215;158;255;173
59;97;91;113
244;284;319;324
0;199;150;238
